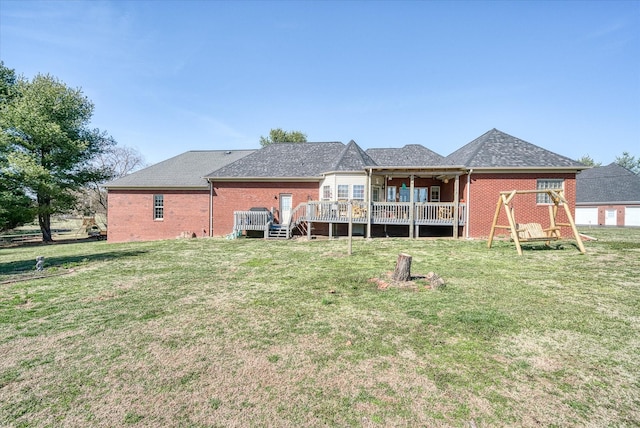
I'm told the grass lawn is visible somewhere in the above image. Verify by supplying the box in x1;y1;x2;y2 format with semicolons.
1;229;639;427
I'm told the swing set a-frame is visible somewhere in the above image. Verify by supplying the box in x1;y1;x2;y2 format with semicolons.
487;189;586;256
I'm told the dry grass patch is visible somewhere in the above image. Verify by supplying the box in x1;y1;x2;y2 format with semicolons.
1;229;639;426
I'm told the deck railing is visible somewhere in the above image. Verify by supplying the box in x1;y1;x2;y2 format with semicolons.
233;211;272;231
306;201;369;223
371;202;411;224
414;202;466;225
233;201;466;236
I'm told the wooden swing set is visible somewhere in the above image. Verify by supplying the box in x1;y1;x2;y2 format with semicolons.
487;189;586;256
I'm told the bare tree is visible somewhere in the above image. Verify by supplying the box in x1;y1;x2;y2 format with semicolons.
80;145;147;215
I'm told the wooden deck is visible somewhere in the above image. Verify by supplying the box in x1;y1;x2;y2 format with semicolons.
233;201;466;238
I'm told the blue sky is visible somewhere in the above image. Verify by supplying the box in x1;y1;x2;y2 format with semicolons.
1;0;638;165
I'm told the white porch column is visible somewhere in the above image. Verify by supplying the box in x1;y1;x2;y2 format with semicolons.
409;174;415;239
366;168;372;239
453;175;460;239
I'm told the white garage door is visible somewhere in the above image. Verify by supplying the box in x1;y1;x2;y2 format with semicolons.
625;207;640;227
575;207;598;226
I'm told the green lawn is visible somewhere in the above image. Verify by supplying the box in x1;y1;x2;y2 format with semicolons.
1;229;639;427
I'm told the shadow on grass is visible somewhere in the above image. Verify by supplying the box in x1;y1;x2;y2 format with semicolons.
519;241;585;253
0;249;149;277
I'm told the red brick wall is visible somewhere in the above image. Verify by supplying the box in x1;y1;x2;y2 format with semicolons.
596;205;625;226
466;173;577;238
212;181;319;236
107;189;210;242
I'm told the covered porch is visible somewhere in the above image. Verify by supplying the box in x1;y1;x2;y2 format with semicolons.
232;166;468;239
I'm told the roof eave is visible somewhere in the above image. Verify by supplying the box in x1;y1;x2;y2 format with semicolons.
469;166;588;173
577;201;640;206
206;176;321;182
105;185;209;190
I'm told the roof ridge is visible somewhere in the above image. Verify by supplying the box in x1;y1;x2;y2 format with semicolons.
464;128;499;161
332;140;378;170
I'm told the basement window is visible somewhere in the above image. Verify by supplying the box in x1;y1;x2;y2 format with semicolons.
154;194;164;220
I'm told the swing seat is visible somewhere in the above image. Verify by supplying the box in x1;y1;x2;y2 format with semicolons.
515;223;560;241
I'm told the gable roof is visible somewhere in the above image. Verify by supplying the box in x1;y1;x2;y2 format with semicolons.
442;128;585;169
366;144;444;167
206;142;357;179
577;163;640;204
104;150;255;189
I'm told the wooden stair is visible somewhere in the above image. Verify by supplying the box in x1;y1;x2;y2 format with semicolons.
268;224;289;239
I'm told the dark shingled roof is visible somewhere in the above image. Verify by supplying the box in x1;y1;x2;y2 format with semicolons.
577;163;640;203
442;129;584;168
206;142;368;178
366;144;444;167
331;140;378;171
104;150;255;188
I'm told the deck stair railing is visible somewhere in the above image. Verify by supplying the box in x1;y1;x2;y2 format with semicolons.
286;203;309;238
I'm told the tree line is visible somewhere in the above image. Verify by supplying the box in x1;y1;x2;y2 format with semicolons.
577;153;640;174
0;62;144;240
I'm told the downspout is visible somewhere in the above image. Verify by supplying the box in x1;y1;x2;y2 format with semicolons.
465;169;472;239
209;180;213;237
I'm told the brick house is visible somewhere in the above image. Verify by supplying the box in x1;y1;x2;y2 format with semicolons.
105;129;587;242
105;149;254;242
576;163;640;227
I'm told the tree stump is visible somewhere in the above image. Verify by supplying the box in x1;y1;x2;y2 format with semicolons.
392;253;412;282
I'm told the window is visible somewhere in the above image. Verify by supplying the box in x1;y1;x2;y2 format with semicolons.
399;186;410;202
353;185;365;201
414;187;428;202
322;185;332;200
536;179;564;204
337;184;349;200
430;186;440;202
154;194;164;220
372;186;381;202
387;186;397;202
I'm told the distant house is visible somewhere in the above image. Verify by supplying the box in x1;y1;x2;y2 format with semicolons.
105;129;587;242
576;163;640;227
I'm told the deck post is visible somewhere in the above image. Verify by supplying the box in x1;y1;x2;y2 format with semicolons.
453;175;460;238
366;169;372;239
409;174;415;238
307;202;312;240
348;201;353;255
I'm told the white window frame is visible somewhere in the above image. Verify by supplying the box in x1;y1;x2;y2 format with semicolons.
322;185;332;200
430;186;440;202
414;187;428;203
353;184;365;201
154;194;164;220
536;179;564;204
372;186;381;202
387;186;397;202
337;184;349;200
